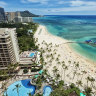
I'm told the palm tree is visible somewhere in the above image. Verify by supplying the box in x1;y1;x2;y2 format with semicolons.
51;55;54;60
54;52;56;55
2;69;7;77
68;60;71;64
62;61;65;64
61;63;65;80
4;87;8;96
66;62;77;77
90;77;95;88
38;44;40;47
81;70;87;80
56;73;60;80
8;64;12;75
53;49;56;52
12;63;19;74
76;73;81;81
58;54;60;58
46;54;50;59
42;50;45;54
86;76;91;87
63;65;68;81
68;61;71;67
27;92;32;96
75;62;79;71
13;84;21;96
43;69;48;76
49;60;52;64
43;62;47;66
84;87;92;96
50;53;53;57
40;47;43;51
46;54;50;62
57;61;61;68
53;66;59;76
73;71;77;80
56;57;59;61
73;61;76;64
76;80;82;87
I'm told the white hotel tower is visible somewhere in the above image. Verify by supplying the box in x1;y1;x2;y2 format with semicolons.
0;28;20;69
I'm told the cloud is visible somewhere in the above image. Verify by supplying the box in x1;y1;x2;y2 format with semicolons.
6;0;96;15
21;0;27;3
58;1;69;5
21;0;49;4
0;1;7;7
70;0;96;7
5;5;96;15
46;5;96;13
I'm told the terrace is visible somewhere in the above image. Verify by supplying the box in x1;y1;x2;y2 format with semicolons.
19;51;40;65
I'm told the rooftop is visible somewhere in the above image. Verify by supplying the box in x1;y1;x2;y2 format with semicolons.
0;28;9;37
0;28;16;38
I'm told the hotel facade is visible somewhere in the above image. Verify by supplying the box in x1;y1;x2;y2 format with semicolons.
0;7;6;23
6;12;33;23
0;28;20;69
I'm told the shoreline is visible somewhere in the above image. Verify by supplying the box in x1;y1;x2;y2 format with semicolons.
46;26;96;64
69;44;96;65
35;24;96;68
34;24;96;92
38;25;96;65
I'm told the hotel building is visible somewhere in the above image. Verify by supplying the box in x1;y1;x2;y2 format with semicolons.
14;16;33;23
6;11;33;23
0;28;20;69
0;7;6;22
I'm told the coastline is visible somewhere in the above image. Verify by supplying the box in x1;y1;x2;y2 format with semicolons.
69;44;96;65
46;26;96;64
36;24;96;65
34;24;96;92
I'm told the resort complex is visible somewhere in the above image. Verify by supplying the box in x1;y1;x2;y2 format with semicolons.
0;22;96;96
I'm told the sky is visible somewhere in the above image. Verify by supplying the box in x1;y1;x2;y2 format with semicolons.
0;0;96;15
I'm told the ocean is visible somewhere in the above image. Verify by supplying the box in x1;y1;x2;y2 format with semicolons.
32;15;96;62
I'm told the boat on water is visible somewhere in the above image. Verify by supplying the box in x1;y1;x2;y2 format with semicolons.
85;40;92;43
85;40;96;47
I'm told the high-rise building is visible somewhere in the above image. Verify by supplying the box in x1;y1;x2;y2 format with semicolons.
14;16;33;23
5;12;15;22
0;28;20;69
0;7;6;22
22;17;33;23
6;11;34;23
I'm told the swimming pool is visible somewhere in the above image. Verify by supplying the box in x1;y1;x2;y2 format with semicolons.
4;79;36;96
43;86;52;96
29;53;35;57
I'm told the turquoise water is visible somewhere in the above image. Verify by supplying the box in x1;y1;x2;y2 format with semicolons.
29;53;35;57
4;79;36;96
43;86;52;96
33;15;96;62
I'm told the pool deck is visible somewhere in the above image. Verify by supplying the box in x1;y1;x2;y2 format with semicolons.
0;71;39;96
20;51;36;58
43;86;52;96
19;51;40;65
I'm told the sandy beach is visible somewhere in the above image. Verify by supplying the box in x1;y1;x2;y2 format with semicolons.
34;25;96;93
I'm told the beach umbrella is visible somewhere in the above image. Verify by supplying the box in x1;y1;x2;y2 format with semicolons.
35;75;38;78
39;70;43;74
80;93;86;96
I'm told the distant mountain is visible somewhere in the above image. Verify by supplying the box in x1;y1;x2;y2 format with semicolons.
20;10;39;17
